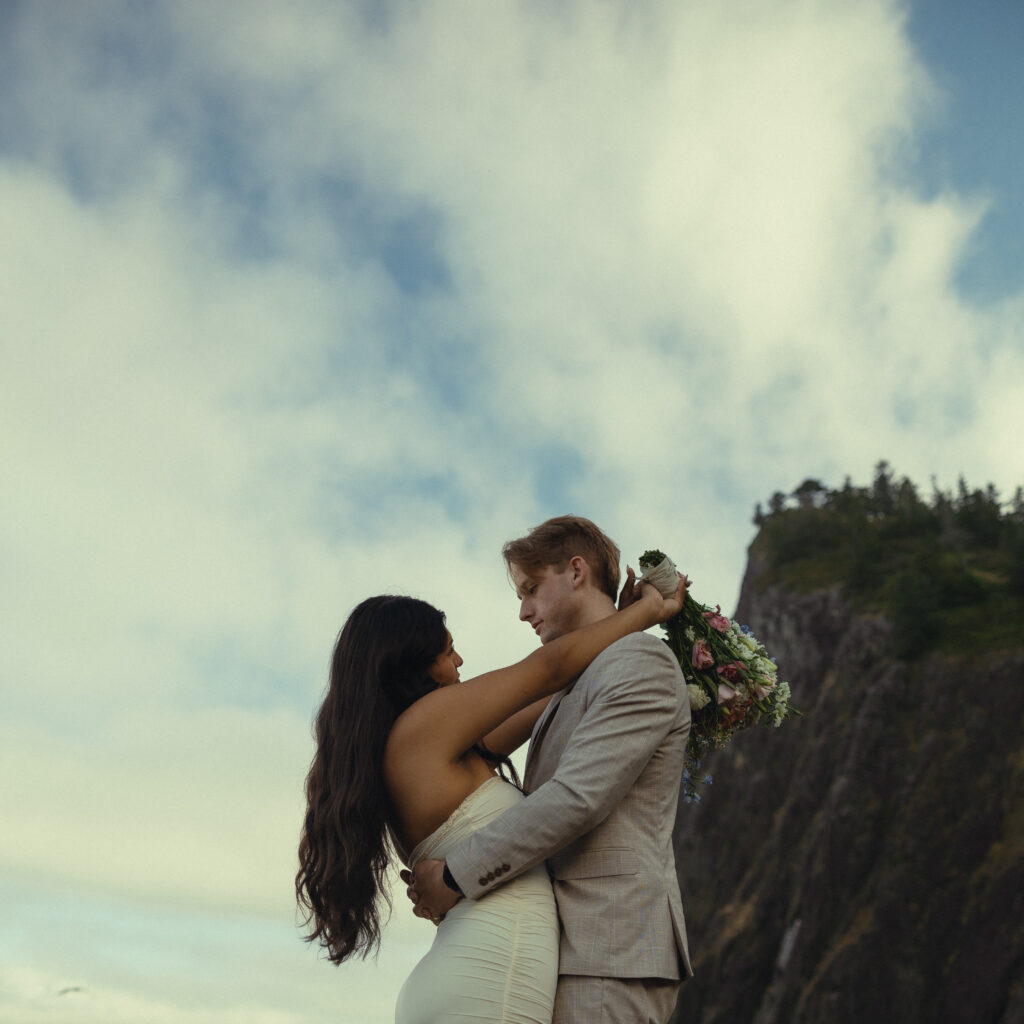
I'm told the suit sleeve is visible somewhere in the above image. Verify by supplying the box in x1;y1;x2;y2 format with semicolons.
445;635;685;899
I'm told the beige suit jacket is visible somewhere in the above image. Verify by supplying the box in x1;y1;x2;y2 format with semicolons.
446;632;692;980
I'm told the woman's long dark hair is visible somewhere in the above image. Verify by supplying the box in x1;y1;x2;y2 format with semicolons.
296;595;519;964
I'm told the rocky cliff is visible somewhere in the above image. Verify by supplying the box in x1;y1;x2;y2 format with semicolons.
670;552;1024;1024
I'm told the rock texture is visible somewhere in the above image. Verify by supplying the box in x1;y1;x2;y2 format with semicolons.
671;553;1024;1024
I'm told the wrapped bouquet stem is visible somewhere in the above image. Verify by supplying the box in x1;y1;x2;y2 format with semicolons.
639;550;796;802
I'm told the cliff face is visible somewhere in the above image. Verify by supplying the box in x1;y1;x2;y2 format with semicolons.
671;553;1024;1024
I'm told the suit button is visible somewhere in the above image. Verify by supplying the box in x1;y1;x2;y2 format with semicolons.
494;866;504;876
486;871;495;881
501;863;510;871
478;877;488;886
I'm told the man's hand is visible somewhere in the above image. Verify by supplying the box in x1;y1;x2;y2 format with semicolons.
399;859;460;926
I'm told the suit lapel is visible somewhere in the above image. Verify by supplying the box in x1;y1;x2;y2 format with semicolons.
524;683;573;789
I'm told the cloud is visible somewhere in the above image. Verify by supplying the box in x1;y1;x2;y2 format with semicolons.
164;0;1020;501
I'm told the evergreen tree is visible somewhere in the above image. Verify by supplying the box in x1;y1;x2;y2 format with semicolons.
871;460;895;517
793;478;826;510
1011;487;1024;523
826;476;867;518
956;481;1002;547
1009;526;1024;597
891;568;940;659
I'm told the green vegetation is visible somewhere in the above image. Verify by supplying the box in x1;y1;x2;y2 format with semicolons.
751;461;1024;659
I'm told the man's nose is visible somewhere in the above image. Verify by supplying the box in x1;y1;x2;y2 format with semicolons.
519;601;532;621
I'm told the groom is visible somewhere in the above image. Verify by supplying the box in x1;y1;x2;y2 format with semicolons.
409;515;692;1023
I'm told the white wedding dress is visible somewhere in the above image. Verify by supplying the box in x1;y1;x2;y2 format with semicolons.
394;776;559;1024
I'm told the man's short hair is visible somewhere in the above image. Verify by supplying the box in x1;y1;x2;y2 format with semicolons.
502;515;621;601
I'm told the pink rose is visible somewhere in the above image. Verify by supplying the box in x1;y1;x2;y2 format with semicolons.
716;662;742;684
703;605;731;633
717;682;738;705
691;640;715;669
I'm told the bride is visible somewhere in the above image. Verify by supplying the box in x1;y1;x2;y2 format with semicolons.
295;579;684;1023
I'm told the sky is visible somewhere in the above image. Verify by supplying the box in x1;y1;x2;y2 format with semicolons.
1;1;1021;1021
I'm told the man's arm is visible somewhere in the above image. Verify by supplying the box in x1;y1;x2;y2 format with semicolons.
414;636;685;907
481;695;552;757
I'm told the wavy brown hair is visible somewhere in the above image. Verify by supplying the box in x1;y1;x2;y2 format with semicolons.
296;595;518;963
503;514;621;601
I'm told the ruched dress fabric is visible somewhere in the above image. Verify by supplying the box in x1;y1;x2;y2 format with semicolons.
394;777;559;1024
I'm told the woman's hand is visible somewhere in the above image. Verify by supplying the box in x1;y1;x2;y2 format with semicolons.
618;566;642;610
664;572;689;618
634;573;688;624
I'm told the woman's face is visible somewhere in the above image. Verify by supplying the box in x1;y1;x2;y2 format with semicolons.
428;630;463;687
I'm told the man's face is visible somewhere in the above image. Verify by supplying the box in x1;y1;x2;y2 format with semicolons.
512;563;580;644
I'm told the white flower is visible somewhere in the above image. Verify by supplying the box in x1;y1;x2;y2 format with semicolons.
687;683;711;710
770;682;791;726
684;627;696;642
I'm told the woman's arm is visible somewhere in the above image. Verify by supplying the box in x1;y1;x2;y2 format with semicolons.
388;578;685;768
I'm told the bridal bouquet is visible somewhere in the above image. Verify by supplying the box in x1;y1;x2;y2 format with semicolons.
639;550;796;802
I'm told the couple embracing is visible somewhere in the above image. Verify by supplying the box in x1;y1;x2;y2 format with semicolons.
297;516;693;1023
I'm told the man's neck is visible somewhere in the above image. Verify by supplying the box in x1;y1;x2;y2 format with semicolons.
574;592;618;629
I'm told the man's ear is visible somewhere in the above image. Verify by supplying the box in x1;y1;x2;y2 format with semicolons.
568;555;588;589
